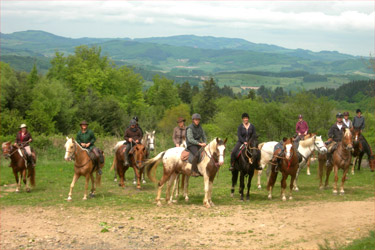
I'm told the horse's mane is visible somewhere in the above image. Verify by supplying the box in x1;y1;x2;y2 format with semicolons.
344;128;351;137
299;136;315;148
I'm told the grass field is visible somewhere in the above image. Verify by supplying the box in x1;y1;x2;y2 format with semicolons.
1;153;374;209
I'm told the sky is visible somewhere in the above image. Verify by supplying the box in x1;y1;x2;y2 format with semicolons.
1;1;374;56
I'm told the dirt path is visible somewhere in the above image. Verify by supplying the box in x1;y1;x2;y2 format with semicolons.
1;199;374;249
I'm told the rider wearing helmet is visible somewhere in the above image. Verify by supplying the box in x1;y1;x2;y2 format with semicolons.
325;112;348;166
186;113;207;177
123;119;142;166
132;116;144;140
343;112;353;129
16;124;35;168
76;120;104;174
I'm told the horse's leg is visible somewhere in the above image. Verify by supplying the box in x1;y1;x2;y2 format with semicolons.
246;170;254;201
156;171;173;206
114;164;118;182
208;179;215;207
134;167;142;190
281;172;287;201
267;167;277;199
118;166;126;188
25;169;31;193
15;170;21;193
133;171;137;185
231;169;238;197
332;164;339;195
90;173;96;197
203;175;211;208
340;167;349;195
306;157;311;175
257;169;262;189
357;153;364;171
67;173;79;201
293;164;301;191
318;161;324;190
289;174;296;200
172;174;179;199
167;173;178;204
183;175;190;202
325;164;332;189
142;171;146;184
239;171;245;201
83;175;90;200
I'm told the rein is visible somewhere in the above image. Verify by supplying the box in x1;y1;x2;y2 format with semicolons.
66;141;91;168
206;144;221;168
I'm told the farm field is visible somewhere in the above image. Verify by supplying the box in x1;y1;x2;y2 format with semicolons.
1;155;374;249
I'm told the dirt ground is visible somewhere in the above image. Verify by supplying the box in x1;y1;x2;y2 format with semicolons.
1;199;374;250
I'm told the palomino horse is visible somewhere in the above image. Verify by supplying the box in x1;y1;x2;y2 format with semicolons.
2;142;36;192
231;135;261;201
145;138;227;208
331;128;353;195
111;143;147;189
293;134;327;191
64;137;104;201
112;131;155;184
267;138;299;201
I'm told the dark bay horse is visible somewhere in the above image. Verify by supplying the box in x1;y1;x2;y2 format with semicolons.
145;138;227;208
2;141;36;192
331;128;353;195
64;137;104;201
267;138;299;201
351;129;375;173
111;143;147;189
231;135;261;201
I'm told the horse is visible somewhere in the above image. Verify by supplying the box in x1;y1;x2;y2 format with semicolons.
351;129;362;175
318;153;331;190
351;129;375;174
231;135;261;201
111;143;147;189
331;128;353;195
2;141;36;192
145;138;227;208
267;138;299;201
293;134;327;191
112;131;155;184
255;141;278;189
64;137;104;201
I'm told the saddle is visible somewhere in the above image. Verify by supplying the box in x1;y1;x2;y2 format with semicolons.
234;145;246;160
180;149;204;164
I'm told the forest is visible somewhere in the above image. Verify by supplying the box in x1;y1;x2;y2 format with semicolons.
1;45;374;149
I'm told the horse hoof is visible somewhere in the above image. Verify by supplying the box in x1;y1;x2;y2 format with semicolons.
210;201;215;207
289;196;293;200
333;190;338;195
142;180;146;184
26;188;31;193
240;199;244;202
15;189;20;193
246;196;250;201
67;197;72;202
319;186;324;190
282;196;286;201
268;195;272;200
204;203;211;209
133;181;137;185
257;185;262;189
89;193;95;198
82;197;87;200
136;186;141;190
114;178;117;182
156;201;162;207
230;193;234;198
293;187;299;192
340;191;345;195
185;196;189;202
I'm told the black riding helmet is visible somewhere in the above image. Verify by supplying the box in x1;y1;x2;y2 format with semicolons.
336;112;343;118
242;113;249;119
132;116;139;122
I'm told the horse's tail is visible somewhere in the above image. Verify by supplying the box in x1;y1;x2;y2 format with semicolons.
29;168;36;187
110;156;117;171
145;151;165;183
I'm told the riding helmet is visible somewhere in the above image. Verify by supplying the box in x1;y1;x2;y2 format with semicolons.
80;120;89;126
356;109;361;113
20;124;27;129
192;113;201;120
336;112;343;118
298;114;303;119
343;111;349;116
242;113;249;119
132;116;139;122
130;119;137;126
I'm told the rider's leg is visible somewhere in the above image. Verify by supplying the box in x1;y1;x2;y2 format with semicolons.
124;143;131;166
24;146;34;168
230;142;242;171
92;147;103;175
188;145;201;177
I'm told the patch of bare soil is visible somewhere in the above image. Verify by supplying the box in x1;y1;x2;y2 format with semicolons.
1;199;374;249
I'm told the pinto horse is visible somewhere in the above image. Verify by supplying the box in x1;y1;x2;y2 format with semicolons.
267;138;299;201
2;142;36;192
111;143;147;189
231;135;261;201
145;138;227;208
64;137;104;201
331;128;353;195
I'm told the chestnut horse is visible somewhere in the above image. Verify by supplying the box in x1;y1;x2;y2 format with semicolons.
331;128;353;195
111;143;147;189
267;138;299;201
145;138;226;208
64;137;104;201
2;142;36;192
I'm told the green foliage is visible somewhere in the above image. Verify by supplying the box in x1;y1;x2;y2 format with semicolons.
177;81;192;104
194;78;218;123
0;109;25;136
145;75;180;109
157;104;191;135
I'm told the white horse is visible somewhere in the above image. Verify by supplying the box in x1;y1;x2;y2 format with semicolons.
255;141;278;189
145;138;227;208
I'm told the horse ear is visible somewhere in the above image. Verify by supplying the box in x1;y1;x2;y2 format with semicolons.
216;137;219;143
153;130;155;134
224;138;227;144
282;137;288;142
66;137;69;140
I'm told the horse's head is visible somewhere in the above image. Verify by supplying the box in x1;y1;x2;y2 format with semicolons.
2;141;12;159
133;143;146;169
145;131;155;151
246;135;260;165
352;129;361;147
214;137;227;166
314;136;327;154
64;137;75;161
342;128;353;151
283;138;294;160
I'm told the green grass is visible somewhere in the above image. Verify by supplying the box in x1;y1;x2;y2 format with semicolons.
319;231;375;250
1;152;374;209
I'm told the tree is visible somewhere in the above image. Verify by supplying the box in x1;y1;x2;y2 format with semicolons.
145;75;180;110
157;104;190;135
194;78;218;123
178;81;192;104
247;89;256;100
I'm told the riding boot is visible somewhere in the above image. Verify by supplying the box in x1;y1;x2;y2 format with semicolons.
190;155;202;177
92;148;102;175
326;153;332;167
229;154;235;171
26;156;32;168
124;145;131;166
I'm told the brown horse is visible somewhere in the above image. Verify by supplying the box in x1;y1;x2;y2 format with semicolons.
2;141;36;192
111;143;146;189
267;138;299;201
331;128;353;195
318;153;331;190
64;137;104;201
350;129;362;175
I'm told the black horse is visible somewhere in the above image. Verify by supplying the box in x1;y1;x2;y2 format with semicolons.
231;135;261;201
355;136;375;172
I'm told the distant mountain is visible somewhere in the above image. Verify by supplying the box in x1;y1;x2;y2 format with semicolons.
0;30;372;76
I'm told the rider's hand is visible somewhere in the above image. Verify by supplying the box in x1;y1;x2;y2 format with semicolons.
128;138;133;142
81;143;85;147
135;140;139;143
298;133;301;135
87;142;90;147
199;143;206;147
176;144;179;147
244;142;248;145
304;132;307;135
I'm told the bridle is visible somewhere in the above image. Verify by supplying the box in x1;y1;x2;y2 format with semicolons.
244;143;260;164
65;141;91;168
205;143;224;168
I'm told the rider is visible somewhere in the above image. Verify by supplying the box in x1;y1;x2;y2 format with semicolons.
123;119;142;166
16;124;35;168
173;117;186;147
229;113;258;171
132;116;144;140
76;120;104;174
343;112;353;129
186;113;207;177
325;113;348;166
295;114;309;142
352;109;365;132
